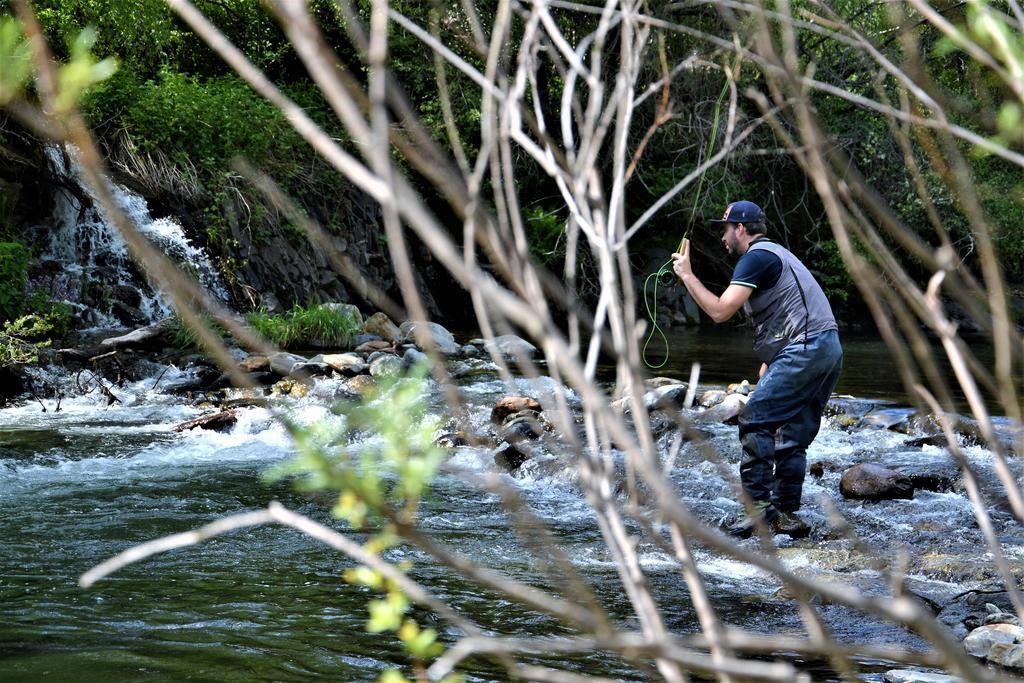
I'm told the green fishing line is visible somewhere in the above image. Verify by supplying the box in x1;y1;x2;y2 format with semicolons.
641;78;730;370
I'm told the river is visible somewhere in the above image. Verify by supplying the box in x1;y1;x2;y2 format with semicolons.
1;329;1021;681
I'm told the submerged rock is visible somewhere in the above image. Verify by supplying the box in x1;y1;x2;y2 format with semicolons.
494;440;541;472
499;410;548;443
840;463;914;500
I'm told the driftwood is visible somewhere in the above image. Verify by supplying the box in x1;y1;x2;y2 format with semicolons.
172;410;238;433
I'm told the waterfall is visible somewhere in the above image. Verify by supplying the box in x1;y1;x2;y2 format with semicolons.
35;144;229;328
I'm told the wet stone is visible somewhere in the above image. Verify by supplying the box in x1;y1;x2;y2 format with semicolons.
491;396;542;424
839;462;914;500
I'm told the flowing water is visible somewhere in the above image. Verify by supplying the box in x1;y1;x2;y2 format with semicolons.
34;146;228;326
3;335;1023;682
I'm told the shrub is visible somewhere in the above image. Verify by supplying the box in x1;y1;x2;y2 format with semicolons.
0;241;30;322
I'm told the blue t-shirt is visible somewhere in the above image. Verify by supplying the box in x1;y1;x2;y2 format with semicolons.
731;238;782;290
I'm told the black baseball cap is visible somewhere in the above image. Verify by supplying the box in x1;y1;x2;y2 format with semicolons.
708;200;765;225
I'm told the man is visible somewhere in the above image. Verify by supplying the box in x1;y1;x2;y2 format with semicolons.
672;200;843;539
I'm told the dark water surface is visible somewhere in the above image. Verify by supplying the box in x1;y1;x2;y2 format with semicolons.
0;332;1016;681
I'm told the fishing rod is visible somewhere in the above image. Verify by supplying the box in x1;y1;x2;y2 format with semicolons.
641;77;729;370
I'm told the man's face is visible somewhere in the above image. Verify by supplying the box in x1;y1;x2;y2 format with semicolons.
721;223;743;255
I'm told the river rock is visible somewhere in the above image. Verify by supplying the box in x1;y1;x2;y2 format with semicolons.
698;389;727;408
905;434;949;448
240;354;270;372
268;352;308;377
696;393;748;424
491;396;542;424
499;410;548;443
435;432;470;449
355;340;394;354
399;321;461;355
645;376;682;389
883;671;961;683
727;380;752;395
272;378;309;398
362;312;401;344
963;623;1024;664
369;354;404;377
809;460;842;478
290;361;331;378
858;408;917;433
402;347;429;370
449;359;500;380
494;441;541;472
321;353;367;375
937;589;1018;639
172;410;237;433
347;374;378;396
839;463;914;500
321;302;363;327
644;383;690;410
99;318;176;350
470;334;539;359
352;333;383;347
461;343;482;357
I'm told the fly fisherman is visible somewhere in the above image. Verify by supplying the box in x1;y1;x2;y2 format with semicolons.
672;200;843;538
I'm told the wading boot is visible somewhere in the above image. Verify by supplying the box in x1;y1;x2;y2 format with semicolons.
725;500;775;539
771;511;810;538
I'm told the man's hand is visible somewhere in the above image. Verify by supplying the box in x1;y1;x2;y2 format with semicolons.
671;238;692;281
759;362;768;379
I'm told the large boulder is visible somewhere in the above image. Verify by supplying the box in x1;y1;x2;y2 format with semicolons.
399;321;460;355
839;463;914;500
362;312;401;344
321;302;363;327
963;623;1024;668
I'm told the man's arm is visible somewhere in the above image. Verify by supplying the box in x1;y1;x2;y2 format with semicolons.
672;244;753;323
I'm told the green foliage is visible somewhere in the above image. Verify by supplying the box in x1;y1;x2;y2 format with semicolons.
0;242;31;322
809;240;854;304
0;17;32;105
246;303;361;349
169;314;226;350
0;312;61;367
525;206;566;269
55;26;118;113
85;69;293;176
